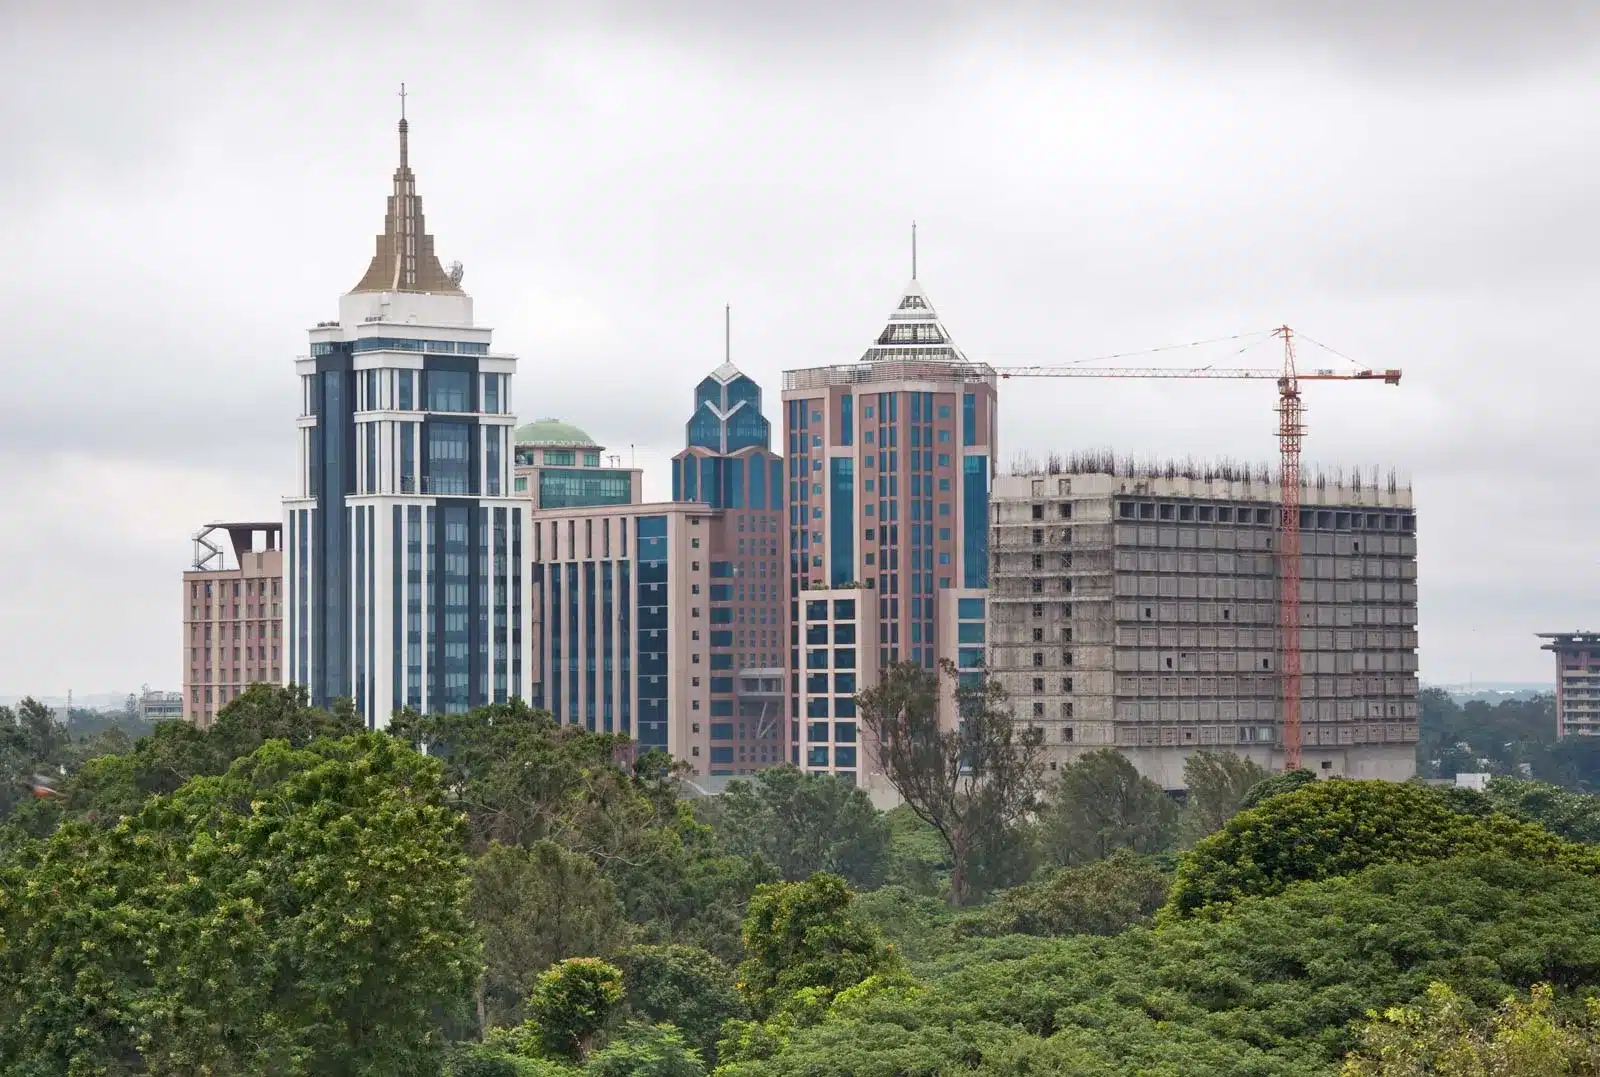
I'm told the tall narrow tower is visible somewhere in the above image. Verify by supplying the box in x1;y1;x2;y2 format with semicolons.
781;259;998;782
283;96;531;724
671;310;787;774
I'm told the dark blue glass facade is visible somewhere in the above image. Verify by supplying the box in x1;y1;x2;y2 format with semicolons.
433;505;472;713
963;455;989;588
830;458;854;585
312;357;353;708
636;516;669;749
426;422;471;495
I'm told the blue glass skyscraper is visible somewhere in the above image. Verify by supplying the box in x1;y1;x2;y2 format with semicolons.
283;104;531;725
671;334;787;774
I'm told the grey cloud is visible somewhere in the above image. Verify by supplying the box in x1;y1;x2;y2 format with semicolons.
2;0;1597;693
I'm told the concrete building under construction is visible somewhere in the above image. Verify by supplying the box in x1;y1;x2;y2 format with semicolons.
987;456;1418;787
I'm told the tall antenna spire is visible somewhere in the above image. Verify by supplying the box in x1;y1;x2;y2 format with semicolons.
724;303;731;363
397;82;408;167
911;220;918;280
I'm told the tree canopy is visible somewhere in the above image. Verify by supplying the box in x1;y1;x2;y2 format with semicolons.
0;732;477;1076
856;661;1044;905
1166;777;1600;917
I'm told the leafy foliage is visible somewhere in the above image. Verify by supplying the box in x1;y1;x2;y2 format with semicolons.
1343;981;1600;1076
58;683;362;824
1480;776;1600;844
0;697;69;822
587;1022;707;1077
737;873;899;1020
1040;748;1178;867
714;764;891;889
473;840;630;1028
390;699;652;854
1180;748;1269;842
725;856;1600;1076
856;661;1044;905
525;958;626;1062
974;851;1169;938
1166;777;1600;917
1239;767;1317;811
618;944;744;1064
0;732;477;1076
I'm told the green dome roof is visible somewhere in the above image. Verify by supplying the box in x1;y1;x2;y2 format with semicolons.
513;418;599;448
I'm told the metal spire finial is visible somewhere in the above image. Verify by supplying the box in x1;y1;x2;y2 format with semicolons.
911;220;918;280
397;82;409;167
725;303;731;363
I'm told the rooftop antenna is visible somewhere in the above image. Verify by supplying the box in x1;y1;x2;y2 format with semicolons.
397;82;408;167
911;220;918;280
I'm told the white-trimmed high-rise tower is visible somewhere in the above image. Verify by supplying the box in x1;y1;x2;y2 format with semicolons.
284;93;530;723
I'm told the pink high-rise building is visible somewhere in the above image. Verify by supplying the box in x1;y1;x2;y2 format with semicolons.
782;271;998;783
183;522;283;726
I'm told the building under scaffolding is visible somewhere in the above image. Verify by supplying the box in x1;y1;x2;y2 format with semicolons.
988;454;1418;787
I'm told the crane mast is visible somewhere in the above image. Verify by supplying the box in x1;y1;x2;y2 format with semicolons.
995;330;1399;772
1274;326;1305;770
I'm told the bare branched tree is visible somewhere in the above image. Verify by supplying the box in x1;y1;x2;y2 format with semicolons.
855;659;1045;906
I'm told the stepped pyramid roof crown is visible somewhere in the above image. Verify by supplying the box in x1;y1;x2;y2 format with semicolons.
350;89;463;296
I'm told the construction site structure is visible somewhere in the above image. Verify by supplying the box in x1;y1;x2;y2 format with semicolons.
996;327;1401;768
987;461;1418;788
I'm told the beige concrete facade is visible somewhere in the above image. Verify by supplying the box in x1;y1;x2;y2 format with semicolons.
183;523;284;726
528;502;717;770
989;467;1419;787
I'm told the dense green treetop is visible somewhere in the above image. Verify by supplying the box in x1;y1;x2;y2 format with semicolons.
729;856;1600;1076
0;731;477;1077
713;764;891;889
1040;748;1178;867
1166;777;1600;917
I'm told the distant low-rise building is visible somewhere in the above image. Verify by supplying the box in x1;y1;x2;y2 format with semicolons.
138;687;184;722
184;522;283;726
1538;632;1600;737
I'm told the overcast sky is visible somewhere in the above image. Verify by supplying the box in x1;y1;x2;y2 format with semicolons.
2;0;1597;697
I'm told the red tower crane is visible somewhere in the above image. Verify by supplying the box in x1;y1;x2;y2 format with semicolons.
995;327;1400;770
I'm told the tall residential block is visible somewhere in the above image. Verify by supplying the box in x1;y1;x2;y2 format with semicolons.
1538;632;1600;737
528;503;716;768
183;522;283;726
283;107;531;724
671;357;787;773
513;419;642;508
782;274;998;780
989;462;1419;786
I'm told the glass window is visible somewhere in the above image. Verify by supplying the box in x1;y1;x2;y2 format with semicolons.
485;427;502;496
958;597;985;619
426;422;471;495
483;374;500;414
426;369;472;412
538;469;632;508
543;450;576;466
583;451;600;467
